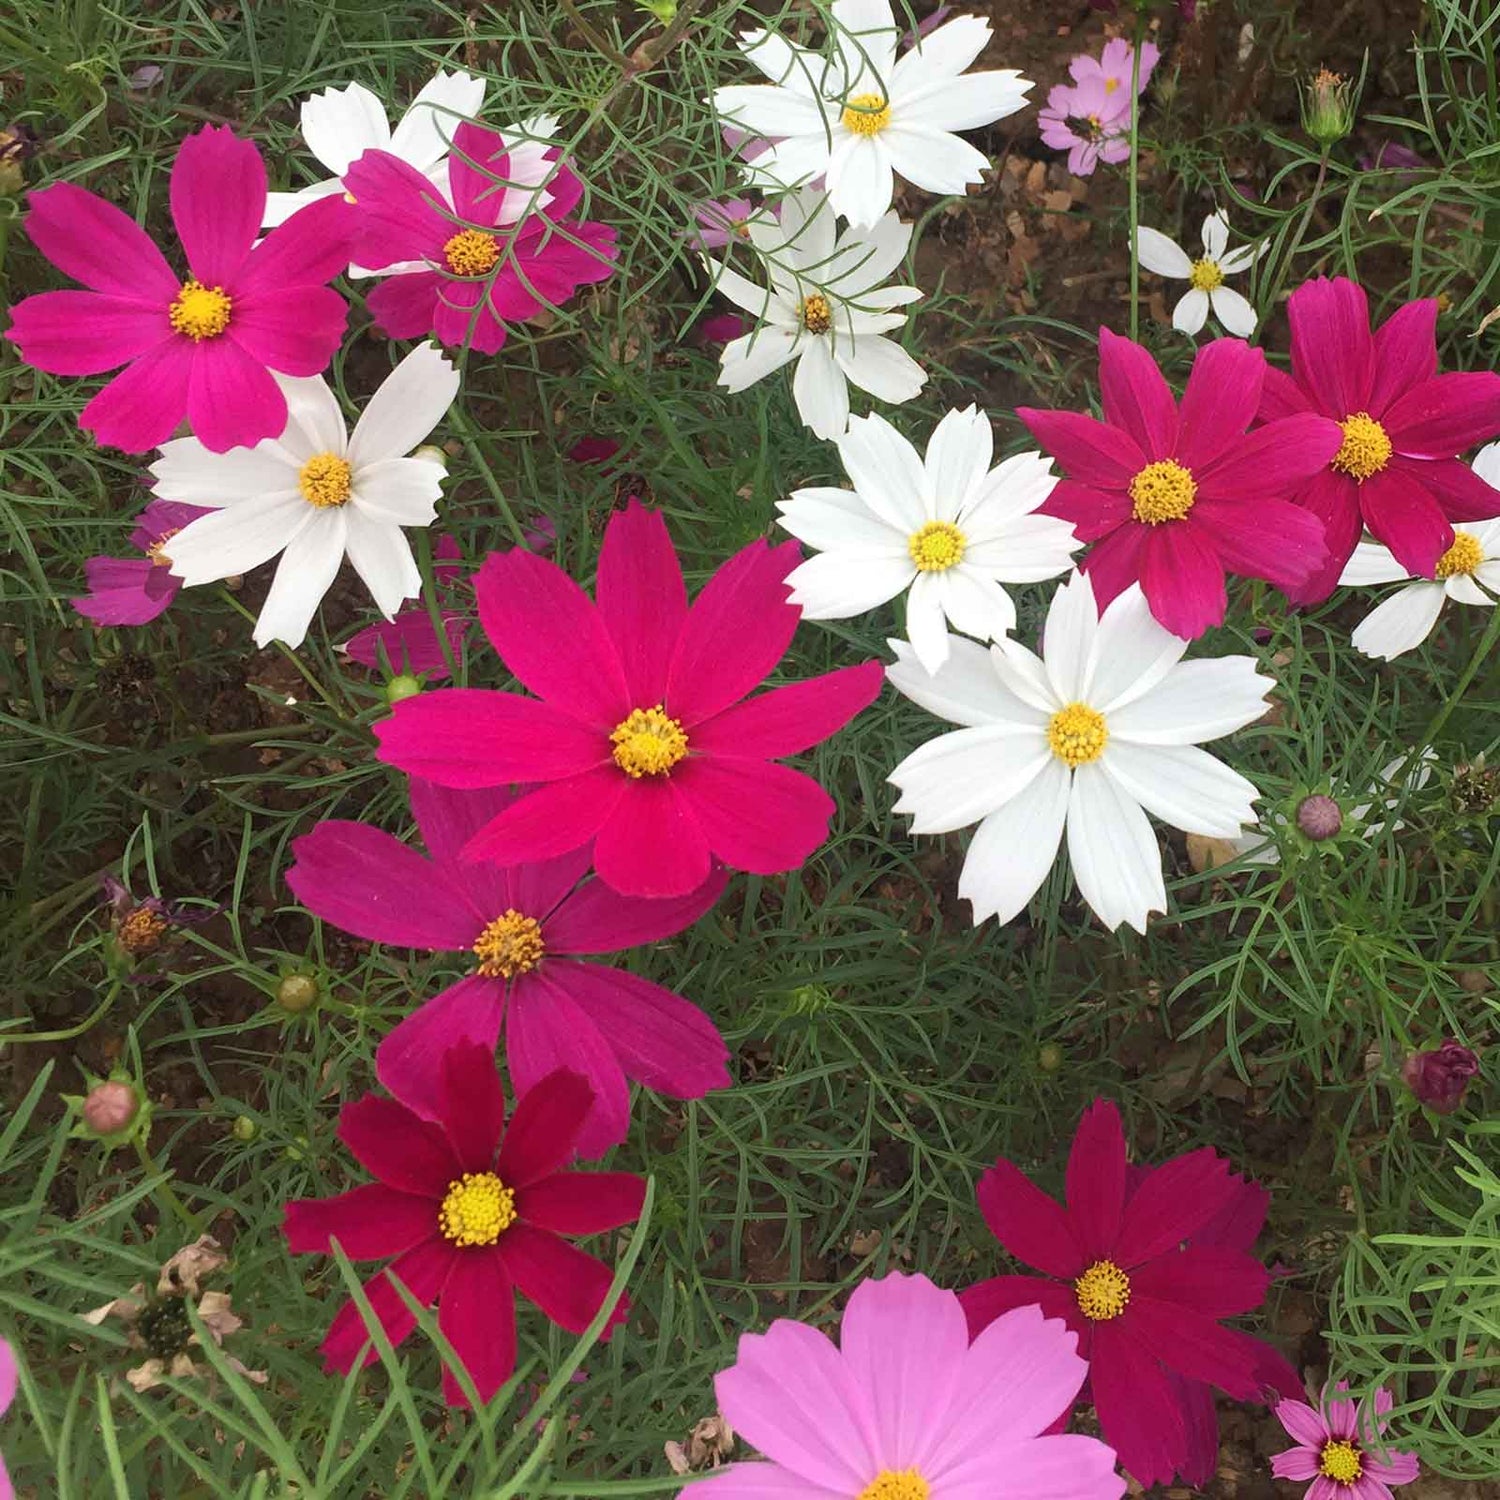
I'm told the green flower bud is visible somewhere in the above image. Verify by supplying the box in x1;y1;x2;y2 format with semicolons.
385;673;423;704
1037;1043;1064;1073
276;972;320;1013
1300;68;1356;146
231;1115;258;1142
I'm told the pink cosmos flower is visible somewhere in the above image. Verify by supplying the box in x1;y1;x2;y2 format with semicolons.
72;500;208;626
373;501;884;898
1259;277;1500;602
286;777;729;1156
1271;1384;1420;1500
6;126;352;453
344;121;617;355
961;1099;1295;1487
688;196;765;252
0;1339;13;1500
343;535;470;679
284;1045;643;1407
689;1271;1125;1500
1038;77;1131;177
1018;329;1343;637
1070;38;1160;98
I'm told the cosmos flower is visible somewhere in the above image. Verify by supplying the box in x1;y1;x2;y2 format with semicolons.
374;502;884;898
286;777;729;1156
283;1046;644;1407
705;185;926;439
1400;1039;1480;1116
886;574;1272;933
342;534;471;680
1038;77;1130;178
711;0;1032;228
1135;211;1265;337
6;126;352;453
1069;38;1159;97
688;196;776;252
687;1272;1124;1499
153;342;460;649
71;500;209;626
1271;1385;1420;1500
776;406;1078;671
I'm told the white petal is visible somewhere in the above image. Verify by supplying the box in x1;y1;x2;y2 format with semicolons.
829;0;900;94
1040;570;1100;703
388;70;485;170
1218;239;1266;274
962;515;1080;581
1210;285;1258;336
924;406;992;522
1102;741;1259;838
1471;440;1500;490
1350;584;1448;660
1445;573;1492;607
702;257;779;319
1089;583;1190;713
1110;657;1272;745
1339;538;1409;586
166;496;314;585
736;28;828;93
713;84;831;143
252;510;348;648
959;757;1070;926
261;179;345;230
991;638;1061;714
895;70;1031;133
1201;211;1230;260
717;328;800;392
1066;763;1166;934
347;344;461;466
825;210;913;295
775;184;840;278
1474;561;1500;593
350;458;444;527
835;413;928;532
1172;287;1211;337
1135;226;1192;279
278;376;348;461
344;509;421;617
891;15;992;90
151;439;298;506
963;451;1060;528
879;125;988;195
832;334;926;404
886;635;1047;729
300;82;390;177
743;134;837;196
792;338;851;439
825;135;894;230
939;566;1016;642
777;486;907;554
784;549;913;618
905;569;951;672
891;725;1052;833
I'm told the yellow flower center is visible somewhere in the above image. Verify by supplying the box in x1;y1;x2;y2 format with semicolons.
1189;257;1224;292
1435;530;1483;579
443;227;501;276
1332;412;1393;482
298;452;353;508
1104;77;1121;95
168;280;232;340
841;92;891;137
611;705;689;778
801;293;833;335
908;520;967;572
856;1471;930;1500
1129;459;1198;524
437;1172;516;1247
472;909;545;979
118;907;169;956
1074;1258;1131;1321
1047;703;1108;769
1319;1440;1363;1484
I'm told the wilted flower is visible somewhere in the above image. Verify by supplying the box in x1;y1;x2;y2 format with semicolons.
1402;1039;1480;1115
1301;67;1357;146
1450;754;1500;817
101;874;210;967
665;1413;735;1475
0;124;36;196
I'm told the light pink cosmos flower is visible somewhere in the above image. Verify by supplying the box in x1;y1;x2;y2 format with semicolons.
286;778;729;1156
688;196;773;252
72;499;209;626
1271;1384;1420;1500
6;126;352;453
1070;38;1160;98
1038;77;1132;177
688;1272;1125;1499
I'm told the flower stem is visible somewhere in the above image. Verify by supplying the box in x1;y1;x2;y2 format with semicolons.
3;978;122;1045
1263;149;1330;317
135;1135;201;1233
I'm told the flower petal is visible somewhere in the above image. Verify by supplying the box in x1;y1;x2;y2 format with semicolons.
1367;298;1439;415
282;1183;436;1258
499;1223;626;1335
1383;371;1500;457
1130;1246;1270;1318
337;1092;458;1192
544;870;726;954
836;411;929;532
459;771;622;865
495;1065;594;1186
596;501;688;705
1087;1318;1186;1487
437;1249;515;1407
1173;337;1264;473
5;291;171;375
1129;1296;1264;1399
1017;408;1145;489
517;1170;645;1237
251;506;347;647
1065;761;1166;934
1287;276;1373;419
1065;1099;1127;1261
319;1241;457;1373
346;342;460;465
236;192;356;297
20;180;178;299
79;342;194;454
592;776;713;900
1358;465;1453;577
1109;657;1271;746
1209;286;1257;337
1113;1150;1236;1264
164;494;314;585
677;756;838;875
891;725;1052;834
975;1156;1084;1278
390;70;485;172
376;975;505;1122
186;336;291;454
171;126;264;285
957;756;1071;925
792;336;851;439
1135;226;1192;279
691;662;883;759
1099;328;1178;459
1138;523;1227;639
885;633;1047;728
1350;583;1447;661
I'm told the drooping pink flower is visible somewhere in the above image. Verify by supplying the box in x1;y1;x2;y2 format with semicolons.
6;126;352;453
343;535;470;679
284;1045;643;1407
72;499;208;626
345;122;617;355
1018;329;1343;637
689;1272;1125;1499
1401;1037;1480;1115
286;777;729;1155
1259;277;1500;601
961;1099;1295;1487
373;501;884;898
1271;1383;1420;1500
1038;78;1132;177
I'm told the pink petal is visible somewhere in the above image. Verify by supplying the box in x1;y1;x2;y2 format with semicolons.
344;149;452;268
1182;1173;1267;1252
1258;364;1314;421
79;341;193;453
366;272;443;340
1189;496;1327;591
1065;1099;1128;1261
433;276;509;355
1358;466;1452;577
5;290;170;375
498;1223;627;1336
1323;1386;1359;1440
1045;480;1134;543
407;779;523;910
1016;407;1145;489
677;757;835;876
185;337;288;453
592;776;714;899
1174;338;1265;472
235;191;355;296
20;180;178;299
319;1239;456;1372
544;868;727;953
282;1182;437;1258
1383;371;1500;457
516;1170;645;1236
1079;524;1146;609
946;1434;1124;1500
73;557;177;626
437;1251;515;1407
170;126;264;286
1098;327;1178;459
496;1065;595;1186
230;284;348;376
959;1275;1082;1341
437;1040;507;1175
336;1092;458;1192
596;501;687;704
1271;1445;1321;1481
494;221;616;312
448;121;517;224
1284;467;1363;606
1238;1325;1303;1400
976;1159;1086;1278
460;771;622;865
681;1463;839;1498
1113;1150;1237;1265
1087;1318;1186;1487
1287;276;1373;418
1128;1296;1263;1399
374;689;610;787
949;1301;1091;1447
1276;1399;1329;1449
1367;299;1438;415
1409;455;1500;522
345;608;468;679
1363;1452;1420;1485
1172;1374;1221;1488
1129;1246;1269;1317
1138;524;1227;639
377;975;506;1122
1196;413;1344;498
665;538;804;726
690;661;884;760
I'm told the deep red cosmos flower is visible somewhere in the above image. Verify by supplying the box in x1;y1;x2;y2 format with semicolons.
6;126;352;453
286;777;729;1156
960;1099;1297;1487
344;121;617;356
373;501;885;899
1018;330;1343;638
1259;276;1500;602
283;1044;643;1407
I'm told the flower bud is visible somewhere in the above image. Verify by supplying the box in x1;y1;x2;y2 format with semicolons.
1295;794;1342;841
1038;1043;1064;1073
412;444;446;467
1401;1039;1479;1115
231;1114;258;1142
83;1080;141;1136
1301;67;1356;146
385;673;423;704
276;973;320;1013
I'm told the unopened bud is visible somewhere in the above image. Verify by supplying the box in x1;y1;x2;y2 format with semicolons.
1301;67;1356;146
83;1080;140;1136
276;973;320;1013
1038;1043;1064;1073
231;1114;258;1142
385;673;423;704
1296;794;1342;841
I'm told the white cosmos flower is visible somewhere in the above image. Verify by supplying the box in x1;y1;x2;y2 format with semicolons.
1134;211;1264;337
887;573;1273;932
712;0;1032;229
706;185;926;439
1339;519;1500;660
777;406;1079;671
154;344;460;650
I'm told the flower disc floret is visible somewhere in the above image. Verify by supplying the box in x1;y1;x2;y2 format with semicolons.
857;1471;930;1500
1331;412;1393;481
907;520;966;572
800;292;833;335
137;1295;194;1360
1435;531;1483;578
1188;257;1224;292
169;280;233;340
1074;1258;1131;1321
443;228;501;276
472;909;545;978
1047;702;1108;768
611;705;689;778
119;906;170;955
438;1171;516;1247
1130;459;1198;524
298;452;353;508
841;92;891;136
1319;1440;1363;1484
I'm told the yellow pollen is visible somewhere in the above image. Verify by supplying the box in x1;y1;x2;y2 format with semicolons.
1048;703;1108;769
908;520;967;572
146;529;180;568
298;451;353;508
118;907;169;956
1189;257;1224;292
856;1471;930;1500
1434;531;1483;579
1130;459;1198;524
841;92;891;137
1331;412;1393;482
611;705;689;778
168;280;232;340
1087;113;1102;131
801;293;833;335
472;909;545;979
1319;1440;1363;1484
443;227;501;276
1074;1259;1131;1321
1104;77;1121;94
438;1171;516;1247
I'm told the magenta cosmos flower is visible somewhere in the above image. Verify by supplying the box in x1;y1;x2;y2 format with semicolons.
343;121;617;355
1019;330;1343;637
1272;1384;1420;1500
284;1044;643;1407
72;499;208;626
344;535;470;679
286;777;729;1156
960;1099;1295;1487
6;126;352;454
689;1272;1125;1500
1260;276;1500;602
374;501;884;898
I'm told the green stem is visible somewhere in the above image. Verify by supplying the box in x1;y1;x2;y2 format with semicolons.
134;1135;200;1233
1127;19;1145;341
449;408;529;548
216;589;350;718
3;978;122;1045
1264;149;1330;316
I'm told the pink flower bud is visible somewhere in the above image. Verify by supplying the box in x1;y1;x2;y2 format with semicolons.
1296;794;1342;840
83;1080;140;1136
1402;1039;1479;1115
